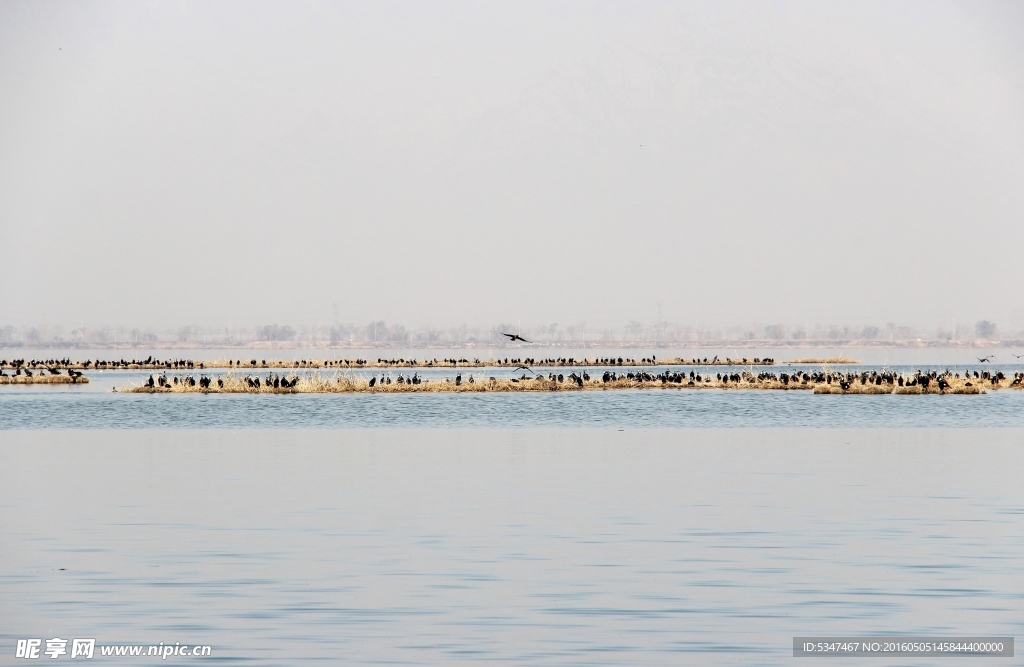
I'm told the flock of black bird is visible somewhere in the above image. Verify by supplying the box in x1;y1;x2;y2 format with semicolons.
0;353;785;372
143;372;301;390
0;358;84;380
239;374;299;389
6;352;1024;394
143;373;213;389
367;372;425;387
0;356;205;370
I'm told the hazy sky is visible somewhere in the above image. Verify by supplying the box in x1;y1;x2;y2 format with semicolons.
2;0;1022;330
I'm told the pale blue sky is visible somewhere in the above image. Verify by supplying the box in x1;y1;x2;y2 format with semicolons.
1;1;1022;330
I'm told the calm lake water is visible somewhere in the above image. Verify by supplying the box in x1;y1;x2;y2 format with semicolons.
2;367;1022;664
2;364;1024;429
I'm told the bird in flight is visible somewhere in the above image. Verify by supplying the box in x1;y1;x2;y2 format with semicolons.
512;365;534;374
977;355;994;362
502;333;530;343
1012;353;1024;359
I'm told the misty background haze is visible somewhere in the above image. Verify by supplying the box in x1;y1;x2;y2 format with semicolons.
2;0;1023;337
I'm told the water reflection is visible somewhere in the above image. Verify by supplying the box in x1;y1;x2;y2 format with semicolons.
1;430;1021;665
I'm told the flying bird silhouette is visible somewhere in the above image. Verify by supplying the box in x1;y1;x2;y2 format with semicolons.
977;355;994;363
502;333;530;343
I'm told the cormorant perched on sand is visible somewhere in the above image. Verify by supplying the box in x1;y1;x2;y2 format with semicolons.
369;377;376;387
502;332;530;343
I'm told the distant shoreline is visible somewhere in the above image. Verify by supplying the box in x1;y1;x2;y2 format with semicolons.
0;341;1019;352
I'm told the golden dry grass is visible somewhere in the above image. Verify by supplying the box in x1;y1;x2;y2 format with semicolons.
122;371;1021;395
813;383;892;395
0;374;88;385
892;384;983;395
814;376;986;394
787;358;860;364
124;371;813;394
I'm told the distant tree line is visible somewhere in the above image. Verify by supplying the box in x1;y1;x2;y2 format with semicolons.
0;319;1016;348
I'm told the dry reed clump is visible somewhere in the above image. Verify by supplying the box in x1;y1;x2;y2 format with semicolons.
122;369;1019;395
815;376;986;395
128;372;586;394
0;374;88;385
125;371;821;394
893;383;983;395
813;383;892;395
679;378;811;391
